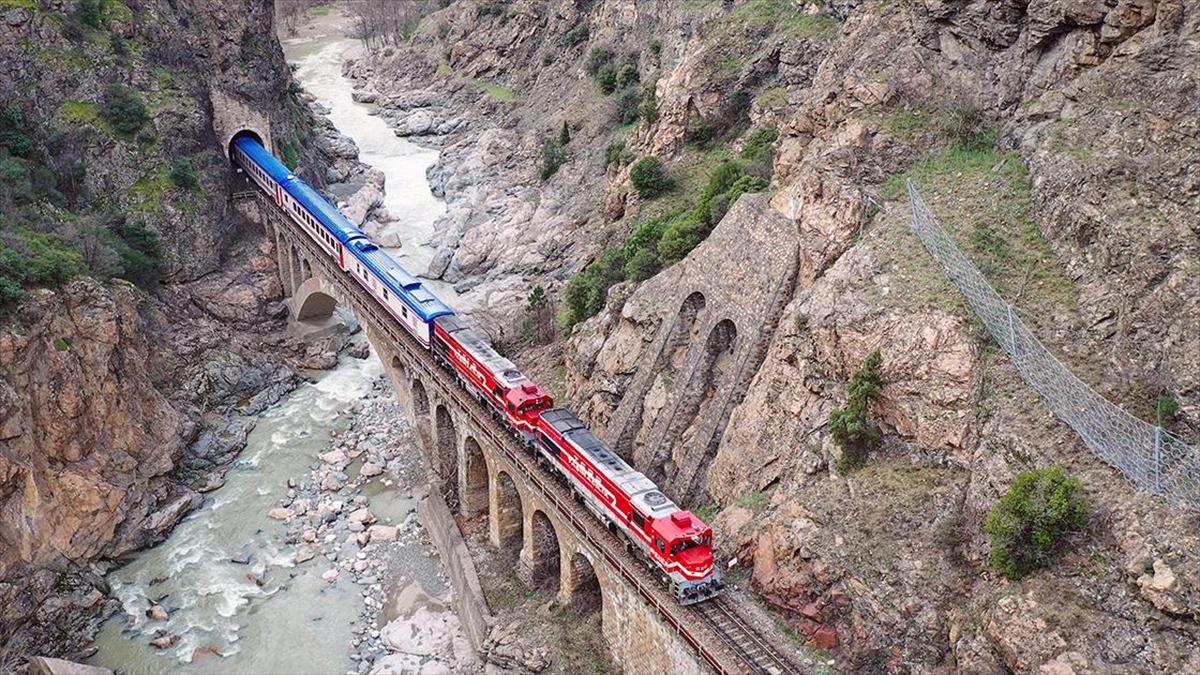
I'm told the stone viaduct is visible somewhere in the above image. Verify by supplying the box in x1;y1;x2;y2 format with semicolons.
230;193;741;674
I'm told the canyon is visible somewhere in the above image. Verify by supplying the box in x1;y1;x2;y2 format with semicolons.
2;0;1198;673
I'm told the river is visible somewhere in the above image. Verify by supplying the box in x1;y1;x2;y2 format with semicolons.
91;17;461;675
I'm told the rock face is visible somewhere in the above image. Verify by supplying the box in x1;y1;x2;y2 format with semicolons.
0;0;344;663
346;0;1200;671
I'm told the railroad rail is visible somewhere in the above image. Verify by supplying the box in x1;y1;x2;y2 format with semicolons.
252;192;803;674
694;597;798;675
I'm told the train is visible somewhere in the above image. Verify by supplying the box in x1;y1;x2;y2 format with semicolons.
231;135;722;604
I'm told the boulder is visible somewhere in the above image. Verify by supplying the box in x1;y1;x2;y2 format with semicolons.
146;603;169;621
349;508;376;525
26;657;114;675
149;634;180;649
360;462;384;478
368;525;398;543
322;569;340;583
267;507;293;521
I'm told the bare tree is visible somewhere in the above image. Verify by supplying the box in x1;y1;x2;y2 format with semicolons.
345;0;437;51
275;0;312;37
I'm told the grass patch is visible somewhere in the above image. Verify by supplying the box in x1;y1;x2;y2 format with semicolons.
127;167;171;214
755;86;787;109
468;78;516;102
105;0;133;23
305;4;331;17
735;490;770;512
0;0;36;9
883;144;1077;316
58;100;103;127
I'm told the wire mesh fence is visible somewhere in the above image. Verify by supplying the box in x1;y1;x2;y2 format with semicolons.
906;179;1199;509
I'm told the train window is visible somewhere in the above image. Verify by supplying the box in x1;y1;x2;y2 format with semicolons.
655;538;666;553
383;289;389;300
630;510;646;529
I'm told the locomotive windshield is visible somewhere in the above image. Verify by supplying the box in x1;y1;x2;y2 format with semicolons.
670;535;712;555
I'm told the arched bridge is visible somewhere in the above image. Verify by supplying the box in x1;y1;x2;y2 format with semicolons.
231;187;801;675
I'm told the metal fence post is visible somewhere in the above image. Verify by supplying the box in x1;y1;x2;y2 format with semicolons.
1006;304;1017;355
1154;426;1163;490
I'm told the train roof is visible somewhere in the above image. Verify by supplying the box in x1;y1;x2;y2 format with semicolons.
234;136;293;183
435;315;529;389
284;178;368;245
350;241;455;322
540;408;677;516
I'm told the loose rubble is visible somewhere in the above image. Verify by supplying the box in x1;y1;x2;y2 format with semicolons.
267;374;476;674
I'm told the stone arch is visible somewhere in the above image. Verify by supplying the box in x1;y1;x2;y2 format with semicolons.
490;470;523;557
617;291;707;459
525;510;561;593
672;318;739;498
293;276;337;321
410;378;430;446
300;256;312;282
565;550;602;613
435;404;459;511
461;436;488;518
389;355;407;384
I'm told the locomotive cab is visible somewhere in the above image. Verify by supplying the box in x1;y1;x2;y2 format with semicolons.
651;510;722;604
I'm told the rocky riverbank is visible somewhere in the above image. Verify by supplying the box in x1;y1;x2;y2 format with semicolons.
269;370;475;675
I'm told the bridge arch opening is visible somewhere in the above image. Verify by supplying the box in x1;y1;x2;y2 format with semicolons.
461;436;488;518
410;379;430;446
492;470;523;557
296;290;337;320
389;355;407;384
567;551;602;614
529;510;561;594
435;404;458;511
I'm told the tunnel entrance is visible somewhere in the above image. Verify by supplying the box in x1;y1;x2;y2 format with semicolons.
228;129;266;163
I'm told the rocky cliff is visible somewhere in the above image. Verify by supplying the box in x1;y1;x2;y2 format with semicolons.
0;0;328;660
347;0;1199;671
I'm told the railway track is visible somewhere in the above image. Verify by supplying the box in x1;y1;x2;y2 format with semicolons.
253;192;804;674
694;597;800;674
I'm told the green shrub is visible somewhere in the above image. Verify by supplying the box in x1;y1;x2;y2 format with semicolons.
741;126;779;163
77;0;103;28
624;246;660;282
1;106;32;158
111;216;161;285
629;156;671;199
604;141;633;167
639;84;658;124
830;350;883;472
595;64;617;95
564;21;589;47
616;62;639;88
562;248;626;330
540;52;554;66
0;155;34;205
615;87;640;124
685;117;717;148
281;137;301;170
110;31;128;56
585;46;613;76
648;39;662;57
520;284;554;345
539;139;567;180
624;217;667;259
558;120;571;146
7;229;84;286
657;212;706;264
101;84;149;135
169;157;199;190
984;466;1088;580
